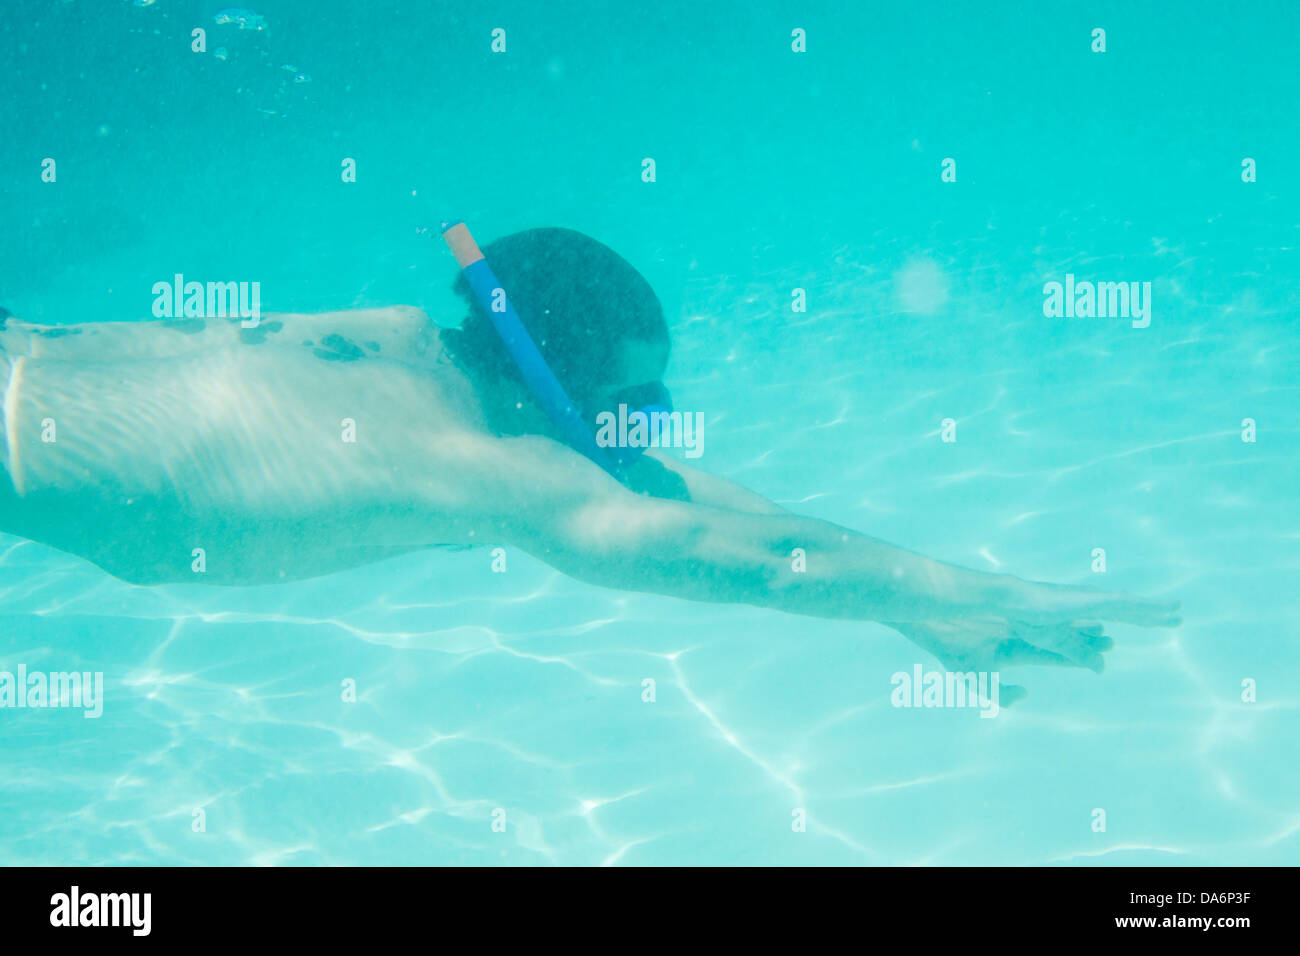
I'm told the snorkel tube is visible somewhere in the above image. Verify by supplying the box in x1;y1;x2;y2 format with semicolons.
440;221;625;478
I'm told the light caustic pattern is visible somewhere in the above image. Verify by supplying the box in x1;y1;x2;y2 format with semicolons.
1;227;1295;866
4;1;1298;866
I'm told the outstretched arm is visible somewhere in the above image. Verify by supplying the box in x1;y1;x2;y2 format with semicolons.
496;441;1179;631
626;454;1138;678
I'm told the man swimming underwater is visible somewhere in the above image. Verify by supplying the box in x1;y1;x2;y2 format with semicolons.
0;225;1178;687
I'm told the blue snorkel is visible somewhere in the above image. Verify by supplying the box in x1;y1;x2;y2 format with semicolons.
441;221;670;480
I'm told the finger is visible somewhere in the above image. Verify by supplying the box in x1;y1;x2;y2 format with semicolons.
1072;625;1114;652
1007;621;1111;672
1052;628;1112;673
993;637;1074;669
1086;596;1180;628
1028;584;1182;628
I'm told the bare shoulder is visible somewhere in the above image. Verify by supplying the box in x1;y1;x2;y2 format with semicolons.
249;306;443;367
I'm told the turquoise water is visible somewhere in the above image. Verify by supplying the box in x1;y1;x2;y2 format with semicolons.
1;0;1297;865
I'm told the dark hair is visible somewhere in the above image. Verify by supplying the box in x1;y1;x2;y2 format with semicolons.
443;227;669;437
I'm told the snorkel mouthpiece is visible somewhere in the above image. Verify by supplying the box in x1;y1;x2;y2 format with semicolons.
606;382;673;467
439;221;624;477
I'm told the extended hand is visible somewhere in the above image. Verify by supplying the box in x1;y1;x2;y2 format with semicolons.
885;616;1124;707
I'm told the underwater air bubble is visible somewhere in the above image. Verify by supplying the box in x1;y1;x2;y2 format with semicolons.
213;8;267;31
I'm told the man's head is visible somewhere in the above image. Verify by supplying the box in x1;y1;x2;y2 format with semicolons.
446;227;671;440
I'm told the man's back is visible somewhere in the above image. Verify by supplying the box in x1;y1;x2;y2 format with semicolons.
0;308;535;584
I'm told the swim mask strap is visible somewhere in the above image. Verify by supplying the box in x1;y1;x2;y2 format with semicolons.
440;221;624;478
